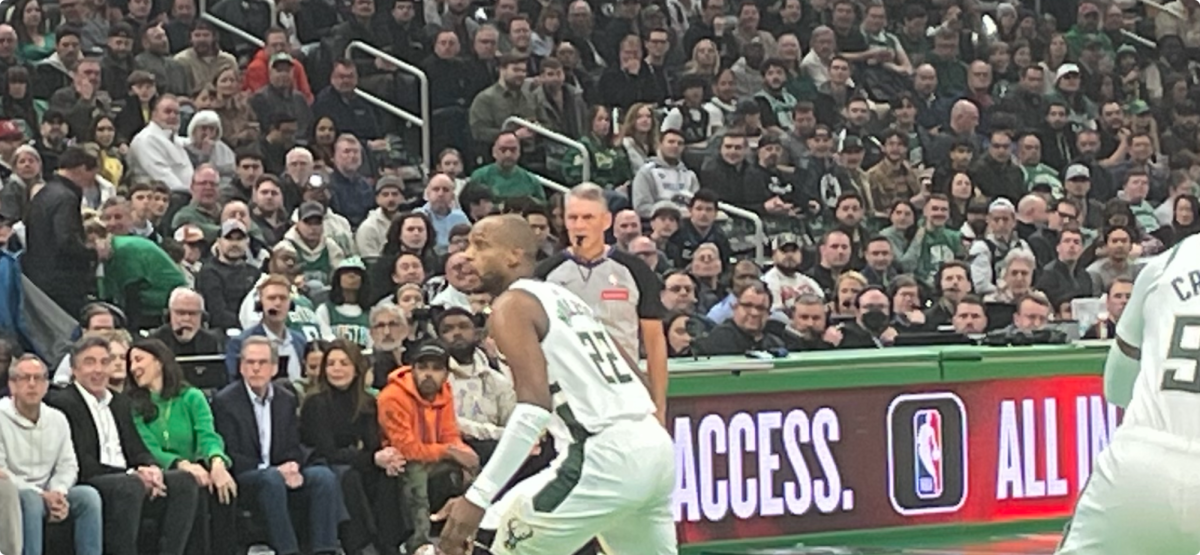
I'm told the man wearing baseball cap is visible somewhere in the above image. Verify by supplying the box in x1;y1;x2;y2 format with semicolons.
966;198;1032;296
248;51;312;133
356;175;409;258
377;340;479;552
286;200;347;286
197;220;263;329
1064;2;1113;58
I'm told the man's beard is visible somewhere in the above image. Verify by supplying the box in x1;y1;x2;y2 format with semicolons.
374;336;404;351
448;342;476;361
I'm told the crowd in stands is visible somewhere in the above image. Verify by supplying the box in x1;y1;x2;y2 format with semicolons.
0;0;1197;550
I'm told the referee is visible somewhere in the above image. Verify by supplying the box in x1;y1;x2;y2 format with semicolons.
536;183;670;424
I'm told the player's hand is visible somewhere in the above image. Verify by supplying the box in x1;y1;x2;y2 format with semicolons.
433;496;486;555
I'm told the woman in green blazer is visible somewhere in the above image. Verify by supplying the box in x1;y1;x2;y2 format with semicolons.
127;339;239;555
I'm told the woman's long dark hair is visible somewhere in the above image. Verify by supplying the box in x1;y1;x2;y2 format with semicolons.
318;339;373;419
10;0;47;44
889;199;918;243
329;266;372;311
381;211;436;257
126;338;187;422
1171;194;1200;241
83;114;117;149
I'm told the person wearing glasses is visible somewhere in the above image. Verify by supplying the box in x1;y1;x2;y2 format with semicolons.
0;355;103;555
702;281;787;355
148;288;226;356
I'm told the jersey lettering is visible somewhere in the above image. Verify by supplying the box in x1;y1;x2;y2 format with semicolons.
1162;315;1200;393
577;331;634;385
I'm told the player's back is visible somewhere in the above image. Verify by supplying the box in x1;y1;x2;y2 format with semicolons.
1123;235;1200;440
510;278;657;435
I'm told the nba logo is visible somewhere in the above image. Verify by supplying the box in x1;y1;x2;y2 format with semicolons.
913;409;943;499
888;392;966;515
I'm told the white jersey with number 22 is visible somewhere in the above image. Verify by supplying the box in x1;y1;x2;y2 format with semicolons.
1120;235;1200;440
509;278;657;435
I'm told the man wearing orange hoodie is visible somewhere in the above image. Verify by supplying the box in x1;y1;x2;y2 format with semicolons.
242;28;313;102
378;341;479;552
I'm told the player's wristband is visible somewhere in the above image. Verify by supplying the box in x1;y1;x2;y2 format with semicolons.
466;403;553;509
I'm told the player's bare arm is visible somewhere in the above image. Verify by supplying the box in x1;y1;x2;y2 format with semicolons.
436;289;554;555
640;318;670;426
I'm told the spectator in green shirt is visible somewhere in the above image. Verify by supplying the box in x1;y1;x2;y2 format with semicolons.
561;105;633;190
126;338;238;555
85;219;188;329
926;27;968;97
901;194;966;285
469;131;546;202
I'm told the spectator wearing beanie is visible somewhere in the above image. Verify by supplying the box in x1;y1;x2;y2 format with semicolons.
180;109;236;182
316;257;373;347
0;144;43;223
356;176;407;259
34;110;69;178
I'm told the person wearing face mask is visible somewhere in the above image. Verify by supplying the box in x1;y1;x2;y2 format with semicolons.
837;286;899;348
150;288;225;355
84;219;188;330
196;220;262;330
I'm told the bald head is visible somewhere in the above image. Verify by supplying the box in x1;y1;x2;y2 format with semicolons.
474;214;541;263
0;25;16;57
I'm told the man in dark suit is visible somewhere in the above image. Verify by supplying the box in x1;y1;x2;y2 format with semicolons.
45;335;199;555
211;336;345;555
21;146;99;316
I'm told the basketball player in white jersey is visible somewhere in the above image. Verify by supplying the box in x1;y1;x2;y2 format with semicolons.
1058;237;1200;554
433;215;677;555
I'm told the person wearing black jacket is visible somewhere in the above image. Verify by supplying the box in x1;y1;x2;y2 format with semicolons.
45;335;199;555
668;189;733;267
597;34;665;112
301;339;404;553
1035;226;1094;304
196;221;262;330
968;130;1024;203
701;281;788;355
780;294;836;351
211;338;346;555
148;289;226;356
22;146;97;316
838;286;900;348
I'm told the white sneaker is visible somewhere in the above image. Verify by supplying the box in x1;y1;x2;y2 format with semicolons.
246;545;276;555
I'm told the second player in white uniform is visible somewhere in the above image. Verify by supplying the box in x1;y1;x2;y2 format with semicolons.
1059;236;1200;554
435;215;677;555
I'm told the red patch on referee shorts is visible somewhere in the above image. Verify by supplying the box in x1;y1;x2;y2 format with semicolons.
601;288;630;301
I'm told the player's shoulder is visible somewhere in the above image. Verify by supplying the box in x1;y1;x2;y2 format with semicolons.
534;251;570;279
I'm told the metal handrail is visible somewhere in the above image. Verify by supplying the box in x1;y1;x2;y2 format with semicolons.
198;0;276;44
1120;29;1157;49
504;116;591;184
199;13;265;47
716;202;766;262
532;174;570;195
345;41;430;171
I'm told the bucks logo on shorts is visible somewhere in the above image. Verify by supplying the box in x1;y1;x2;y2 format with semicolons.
502;518;534;550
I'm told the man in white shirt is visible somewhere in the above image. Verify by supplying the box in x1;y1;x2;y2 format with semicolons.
46;335;200;555
762;233;823;312
0;356;103;555
431;252;479;310
127;95;193;194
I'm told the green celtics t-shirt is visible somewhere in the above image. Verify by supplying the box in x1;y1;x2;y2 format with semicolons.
325;302;370;348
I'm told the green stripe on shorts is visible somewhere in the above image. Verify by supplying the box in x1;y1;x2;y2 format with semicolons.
533;400;591;513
